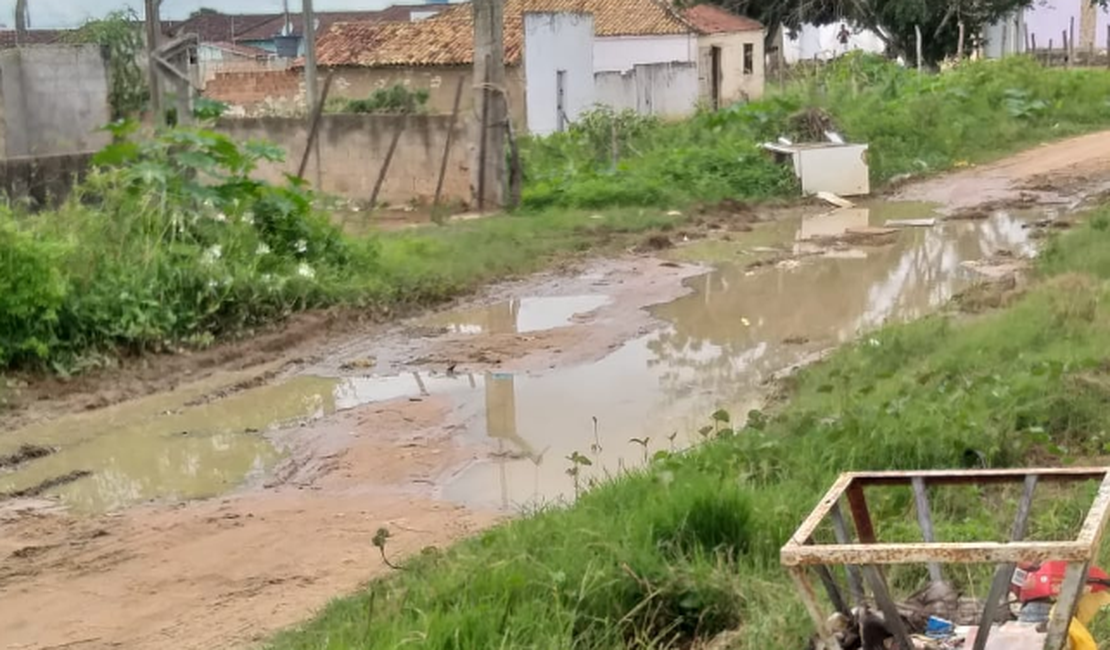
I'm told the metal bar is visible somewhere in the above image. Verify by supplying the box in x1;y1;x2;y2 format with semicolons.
862;565;913;650
296;71;334;181
1075;470;1110;548
369;116;406;208
846;483;877;543
813;562;849;616
1043;561;1089;650
829;502;865;606
788;567;841;650
973;474;1038;650
848;468;1106;486
781;540;1088;567
911;476;943;582
432;75;466;213
785;473;855;548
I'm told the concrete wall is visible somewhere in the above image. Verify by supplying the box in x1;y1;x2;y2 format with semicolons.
783;23;886;63
697;31;765;105
523;12;595;135
983;12;1026;58
0;151;92;208
0;45;111;158
217;114;472;205
594;61;698;118
593;34;697;72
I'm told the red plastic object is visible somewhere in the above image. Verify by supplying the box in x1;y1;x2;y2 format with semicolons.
1013;562;1110;603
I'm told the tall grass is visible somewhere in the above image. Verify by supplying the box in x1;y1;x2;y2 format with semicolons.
521;55;1110;209
269;210;1110;649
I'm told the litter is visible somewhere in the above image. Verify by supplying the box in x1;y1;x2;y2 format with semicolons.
762;141;871;197
885;218;938;228
816;191;855;208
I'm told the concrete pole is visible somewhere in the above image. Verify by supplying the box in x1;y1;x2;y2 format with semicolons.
472;0;507;210
144;0;163;126
302;0;319;113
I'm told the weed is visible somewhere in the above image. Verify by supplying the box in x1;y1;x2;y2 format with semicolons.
342;84;429;114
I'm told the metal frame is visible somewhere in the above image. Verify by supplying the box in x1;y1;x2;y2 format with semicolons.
781;468;1110;650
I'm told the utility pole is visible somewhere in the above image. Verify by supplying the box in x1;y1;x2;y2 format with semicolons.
144;0;163;126
472;0;506;210
302;0;319;115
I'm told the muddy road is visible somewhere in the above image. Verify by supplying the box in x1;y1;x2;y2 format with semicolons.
4;132;1110;650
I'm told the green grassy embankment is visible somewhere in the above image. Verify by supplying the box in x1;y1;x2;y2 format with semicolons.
267;216;1110;647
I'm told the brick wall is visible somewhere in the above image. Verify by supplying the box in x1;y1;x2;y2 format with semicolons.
205;70;302;109
217;114;472;206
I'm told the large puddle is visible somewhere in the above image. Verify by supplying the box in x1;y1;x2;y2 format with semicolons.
0;203;1042;513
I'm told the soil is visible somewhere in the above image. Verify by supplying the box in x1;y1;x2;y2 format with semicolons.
4;131;1110;650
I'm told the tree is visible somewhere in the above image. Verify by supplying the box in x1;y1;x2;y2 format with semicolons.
699;0;1108;65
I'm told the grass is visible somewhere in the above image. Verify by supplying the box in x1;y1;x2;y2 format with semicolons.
268;208;1110;648
521;55;1110;209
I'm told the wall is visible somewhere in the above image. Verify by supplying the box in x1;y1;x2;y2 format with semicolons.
204;69;303;110
783;23;886;63
593;34;697;72
594;61;698;118
0;45;111;158
523;12;595;135
217;114;472;205
0;151;92;208
983;12;1025;58
697;31;765;104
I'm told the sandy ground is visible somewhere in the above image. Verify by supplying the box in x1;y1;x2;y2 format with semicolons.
3;131;1110;650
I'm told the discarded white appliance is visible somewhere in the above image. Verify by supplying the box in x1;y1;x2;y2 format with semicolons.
763;140;871;197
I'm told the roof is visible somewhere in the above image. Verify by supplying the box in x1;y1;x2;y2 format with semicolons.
234;8;431;41
169;12;278;43
204;41;275;58
682;4;762;34
0;29;70;48
316;0;694;68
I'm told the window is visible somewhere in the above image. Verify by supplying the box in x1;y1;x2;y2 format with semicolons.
743;43;754;74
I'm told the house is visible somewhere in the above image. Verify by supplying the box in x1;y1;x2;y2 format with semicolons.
682;4;765;105
313;0;764;133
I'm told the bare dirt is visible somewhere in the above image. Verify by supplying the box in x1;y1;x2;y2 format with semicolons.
3;132;1110;650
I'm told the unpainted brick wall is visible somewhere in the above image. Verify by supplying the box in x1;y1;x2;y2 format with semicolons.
217;114;472;206
205;70;303;108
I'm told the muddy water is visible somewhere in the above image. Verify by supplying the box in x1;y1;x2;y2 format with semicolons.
439;203;1038;509
0;202;1041;514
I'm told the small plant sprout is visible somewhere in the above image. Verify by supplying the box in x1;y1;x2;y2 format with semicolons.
372;527;404;571
667;431;678;451
565;451;593;498
629;437;650;463
590;416;603;455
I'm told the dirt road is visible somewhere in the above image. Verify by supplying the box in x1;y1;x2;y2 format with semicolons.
3;131;1110;650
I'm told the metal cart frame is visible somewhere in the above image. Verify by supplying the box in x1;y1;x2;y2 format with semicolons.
781;468;1110;650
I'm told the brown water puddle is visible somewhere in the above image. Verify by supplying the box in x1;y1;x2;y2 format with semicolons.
0;201;1042;515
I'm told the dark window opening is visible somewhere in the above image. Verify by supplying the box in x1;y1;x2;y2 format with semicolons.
743;43;754;74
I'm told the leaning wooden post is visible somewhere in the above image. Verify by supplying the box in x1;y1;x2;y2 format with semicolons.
958;22;966;60
296;71;335;181
432;75;466;218
369;115;407;209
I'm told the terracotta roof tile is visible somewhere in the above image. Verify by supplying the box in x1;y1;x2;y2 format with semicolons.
682;4;762;33
206;41;275;58
316;0;694;68
234;7;443;42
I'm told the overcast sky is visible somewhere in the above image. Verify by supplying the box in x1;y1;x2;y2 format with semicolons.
4;0;404;28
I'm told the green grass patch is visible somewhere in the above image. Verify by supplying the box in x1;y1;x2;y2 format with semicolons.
522;55;1110;209
269;207;1110;649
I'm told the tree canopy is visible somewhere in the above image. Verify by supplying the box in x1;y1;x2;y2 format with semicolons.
703;0;1106;64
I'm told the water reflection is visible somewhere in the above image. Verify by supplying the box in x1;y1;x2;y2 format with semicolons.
444;210;1038;510
428;295;611;335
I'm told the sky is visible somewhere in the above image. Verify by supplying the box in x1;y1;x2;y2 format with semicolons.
3;0;404;28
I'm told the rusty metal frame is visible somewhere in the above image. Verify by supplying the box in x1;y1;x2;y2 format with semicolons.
781;468;1110;650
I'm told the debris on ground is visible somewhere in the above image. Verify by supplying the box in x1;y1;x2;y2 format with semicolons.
816;191;855;209
636;234;674;252
885;218;938;228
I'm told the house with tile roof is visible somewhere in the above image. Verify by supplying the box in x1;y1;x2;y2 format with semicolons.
683;4;765;105
313;0;764;132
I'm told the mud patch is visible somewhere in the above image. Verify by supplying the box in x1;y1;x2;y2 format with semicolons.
0;444;54;469
4;470;92;500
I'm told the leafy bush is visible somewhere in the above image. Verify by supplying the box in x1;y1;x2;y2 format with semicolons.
343;84;430;114
0;111;377;369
